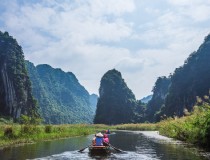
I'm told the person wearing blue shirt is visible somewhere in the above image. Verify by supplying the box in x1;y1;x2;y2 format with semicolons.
95;132;103;146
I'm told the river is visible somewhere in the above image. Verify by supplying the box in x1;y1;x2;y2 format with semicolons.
0;131;209;160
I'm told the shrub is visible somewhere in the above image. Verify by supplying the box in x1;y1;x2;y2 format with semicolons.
4;126;14;138
45;125;52;133
21;125;37;134
19;115;30;125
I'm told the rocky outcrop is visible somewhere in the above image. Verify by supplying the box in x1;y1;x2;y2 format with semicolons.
1;62;18;117
94;69;140;124
0;31;38;120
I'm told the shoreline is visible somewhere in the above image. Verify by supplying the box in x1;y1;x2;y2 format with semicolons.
117;130;210;159
0;124;110;149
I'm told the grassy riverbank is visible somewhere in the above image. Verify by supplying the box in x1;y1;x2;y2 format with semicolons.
1;103;210;149
116;103;210;148
0;124;111;148
158;104;210;148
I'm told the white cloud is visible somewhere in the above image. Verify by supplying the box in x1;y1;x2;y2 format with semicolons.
89;0;135;16
168;0;210;22
1;0;210;99
115;58;144;73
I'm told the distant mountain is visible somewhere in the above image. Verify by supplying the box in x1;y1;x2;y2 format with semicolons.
147;34;210;121
140;95;152;103
89;94;98;113
0;31;39;120
94;69;144;124
26;61;96;124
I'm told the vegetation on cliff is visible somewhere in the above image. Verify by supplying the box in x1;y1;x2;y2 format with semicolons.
94;69;145;124
26;61;96;124
0;31;39;120
147;34;210;122
146;76;171;122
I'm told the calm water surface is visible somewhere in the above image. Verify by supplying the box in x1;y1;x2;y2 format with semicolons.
0;131;209;160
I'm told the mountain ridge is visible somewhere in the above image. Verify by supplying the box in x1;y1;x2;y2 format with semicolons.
26;61;97;124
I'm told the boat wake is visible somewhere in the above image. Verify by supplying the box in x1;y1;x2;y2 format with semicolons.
30;150;159;160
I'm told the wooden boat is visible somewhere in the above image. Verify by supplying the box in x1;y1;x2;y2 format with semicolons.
89;145;111;155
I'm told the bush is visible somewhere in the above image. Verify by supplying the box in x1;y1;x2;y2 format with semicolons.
45;125;52;133
19;115;30;125
21;125;38;134
4;126;14;138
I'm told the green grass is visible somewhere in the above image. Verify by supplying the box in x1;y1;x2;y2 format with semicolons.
0;124;112;148
115;123;158;131
1;104;210;149
115;104;210;148
158;104;210;147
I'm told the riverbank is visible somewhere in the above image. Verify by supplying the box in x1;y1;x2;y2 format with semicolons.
0;124;112;148
115;104;210;149
1;104;209;150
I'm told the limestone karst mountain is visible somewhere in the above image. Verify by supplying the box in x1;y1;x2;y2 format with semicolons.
0;31;39;120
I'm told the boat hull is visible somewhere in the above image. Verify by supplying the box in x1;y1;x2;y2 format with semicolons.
89;146;111;155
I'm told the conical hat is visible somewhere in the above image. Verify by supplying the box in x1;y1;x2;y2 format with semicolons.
96;132;103;137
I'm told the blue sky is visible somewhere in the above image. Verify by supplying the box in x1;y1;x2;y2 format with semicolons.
1;0;210;99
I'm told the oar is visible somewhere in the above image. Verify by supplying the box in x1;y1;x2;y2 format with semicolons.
104;142;124;153
78;144;91;152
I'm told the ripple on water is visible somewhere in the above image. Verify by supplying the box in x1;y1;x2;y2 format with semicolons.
30;150;160;160
23;131;210;160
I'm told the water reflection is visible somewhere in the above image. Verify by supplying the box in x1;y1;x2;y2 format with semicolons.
0;131;209;160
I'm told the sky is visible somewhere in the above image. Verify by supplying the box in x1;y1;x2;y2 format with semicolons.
1;0;210;99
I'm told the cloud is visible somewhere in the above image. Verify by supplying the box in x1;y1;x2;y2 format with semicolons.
168;0;210;22
1;0;210;99
89;0;135;16
115;58;145;74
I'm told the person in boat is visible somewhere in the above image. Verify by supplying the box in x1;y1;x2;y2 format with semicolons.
92;134;96;146
95;132;104;146
103;134;109;146
105;129;110;134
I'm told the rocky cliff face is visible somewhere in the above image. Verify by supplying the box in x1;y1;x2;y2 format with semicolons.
146;34;210;122
163;34;210;117
146;76;171;122
1;62;18;117
0;31;38;119
94;69;139;124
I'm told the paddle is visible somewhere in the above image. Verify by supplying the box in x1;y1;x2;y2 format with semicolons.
104;142;124;153
78;144;91;152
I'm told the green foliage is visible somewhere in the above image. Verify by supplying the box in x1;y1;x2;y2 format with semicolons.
147;34;210;122
0;124;111;147
163;35;210;118
94;69;144;124
115;123;158;131
146;76;171;122
4;126;14;138
45;125;52;133
159;102;210;147
21;125;40;134
19;115;30;125
115;102;210;148
0;116;13;124
0;31;40;120
25;61;96;124
19;114;42;125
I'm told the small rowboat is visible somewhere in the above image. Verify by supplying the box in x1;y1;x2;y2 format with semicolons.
89;145;111;155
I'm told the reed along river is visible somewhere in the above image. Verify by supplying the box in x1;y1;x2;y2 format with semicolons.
0;131;209;160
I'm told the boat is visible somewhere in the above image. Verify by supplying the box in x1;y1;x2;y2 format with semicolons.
89;145;111;155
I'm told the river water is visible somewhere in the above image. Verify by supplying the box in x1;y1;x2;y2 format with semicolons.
0;131;209;160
